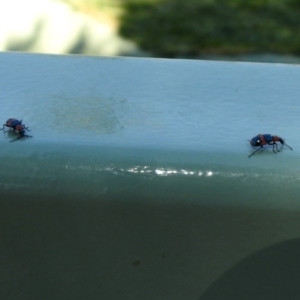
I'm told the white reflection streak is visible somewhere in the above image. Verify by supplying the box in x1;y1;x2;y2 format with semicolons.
155;169;167;176
167;170;177;174
66;164;247;179
229;172;243;178
128;167;139;173
155;168;202;176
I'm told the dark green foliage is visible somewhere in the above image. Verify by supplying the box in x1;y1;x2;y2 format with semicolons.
119;0;300;57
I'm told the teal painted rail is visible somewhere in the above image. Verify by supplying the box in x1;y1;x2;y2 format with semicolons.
1;53;300;299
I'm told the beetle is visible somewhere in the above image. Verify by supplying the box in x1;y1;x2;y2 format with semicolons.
248;134;292;158
1;118;32;142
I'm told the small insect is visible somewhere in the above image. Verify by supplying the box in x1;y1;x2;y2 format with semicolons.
1;118;32;142
248;134;292;158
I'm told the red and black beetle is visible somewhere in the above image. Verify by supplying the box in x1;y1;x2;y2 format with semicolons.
249;134;292;158
1;118;32;142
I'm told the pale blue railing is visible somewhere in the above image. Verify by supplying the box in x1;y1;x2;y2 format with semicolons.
1;52;300;299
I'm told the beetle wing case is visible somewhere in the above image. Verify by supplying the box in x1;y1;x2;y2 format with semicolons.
262;134;273;144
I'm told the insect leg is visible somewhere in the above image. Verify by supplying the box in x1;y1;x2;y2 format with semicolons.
283;141;293;151
9;136;21;142
269;142;278;153
1;125;10;131
249;146;263;158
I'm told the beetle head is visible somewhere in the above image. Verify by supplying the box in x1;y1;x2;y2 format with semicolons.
250;135;261;146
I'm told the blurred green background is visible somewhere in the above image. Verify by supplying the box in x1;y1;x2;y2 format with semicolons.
2;0;300;62
65;0;300;61
120;0;300;58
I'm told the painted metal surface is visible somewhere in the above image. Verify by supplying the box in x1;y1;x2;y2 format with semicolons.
1;52;300;299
